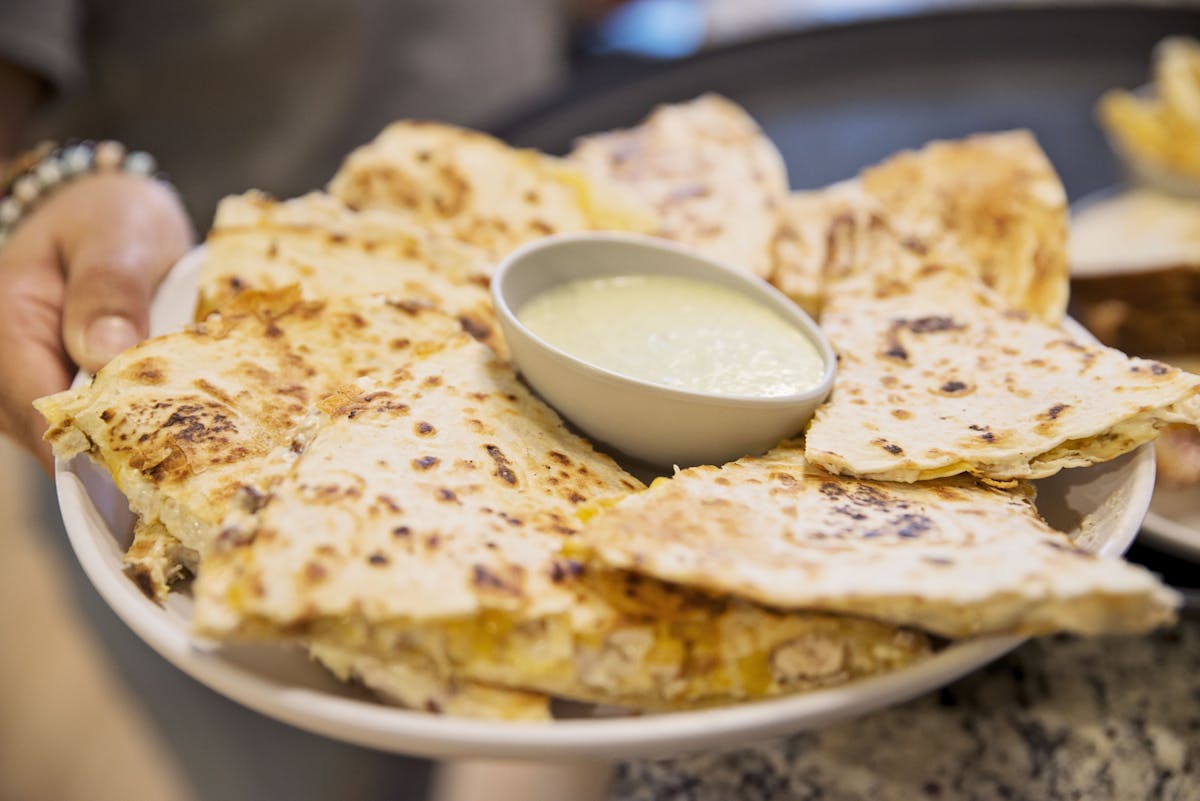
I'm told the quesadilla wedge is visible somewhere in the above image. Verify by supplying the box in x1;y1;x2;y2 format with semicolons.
568;94;789;279
35;288;475;560
36;290;564;718
328;120;655;262
577;443;1180;639
804;267;1200;483
122;523;554;720
198;191;502;352
857;130;1069;323
770;131;1068;322
192;329;928;710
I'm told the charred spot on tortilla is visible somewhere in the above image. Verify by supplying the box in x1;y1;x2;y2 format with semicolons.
807;269;1200;482
578;443;1178;639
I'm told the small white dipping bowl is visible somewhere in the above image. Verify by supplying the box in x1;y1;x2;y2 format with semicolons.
492;232;836;468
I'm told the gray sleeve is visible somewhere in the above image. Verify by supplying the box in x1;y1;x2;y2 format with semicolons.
0;0;83;93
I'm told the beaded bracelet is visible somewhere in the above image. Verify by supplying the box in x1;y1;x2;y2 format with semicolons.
0;140;161;247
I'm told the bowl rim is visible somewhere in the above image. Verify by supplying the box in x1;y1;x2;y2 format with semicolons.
491;231;838;408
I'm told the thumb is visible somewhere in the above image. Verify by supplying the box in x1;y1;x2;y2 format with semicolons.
62;246;154;374
59;174;193;373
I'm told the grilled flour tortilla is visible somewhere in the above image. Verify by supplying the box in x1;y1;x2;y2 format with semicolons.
568;94;789;279
198;191;502;351
858;131;1069;322
35;289;470;564
36;291;554;718
770;131;1069;322
192;331;928;709
579;444;1180;639
328;120;655;263
805;268;1200;483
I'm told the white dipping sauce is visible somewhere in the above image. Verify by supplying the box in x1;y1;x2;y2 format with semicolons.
517;274;824;397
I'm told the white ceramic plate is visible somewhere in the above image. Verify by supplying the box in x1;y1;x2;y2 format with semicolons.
1143;495;1200;562
1070;187;1200;562
54;248;1156;760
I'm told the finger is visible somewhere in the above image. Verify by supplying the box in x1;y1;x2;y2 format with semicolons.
58;173;193;373
11;332;72;475
0;230;70;473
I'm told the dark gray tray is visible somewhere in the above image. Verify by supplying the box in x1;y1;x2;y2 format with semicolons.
498;4;1200;200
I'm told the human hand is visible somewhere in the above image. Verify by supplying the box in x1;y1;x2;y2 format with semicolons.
0;171;194;472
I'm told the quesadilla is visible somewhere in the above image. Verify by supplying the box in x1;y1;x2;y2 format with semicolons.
804;267;1200;483
578;443;1180;639
37;102;1175;720
198;191;502;352
36;290;556;718
328;120;656;262
568;94;789;279
192;328;928;709
770;131;1069;322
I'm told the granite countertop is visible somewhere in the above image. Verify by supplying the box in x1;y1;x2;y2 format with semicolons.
614;615;1199;801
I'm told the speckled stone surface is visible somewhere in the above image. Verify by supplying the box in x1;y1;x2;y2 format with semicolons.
613;618;1200;801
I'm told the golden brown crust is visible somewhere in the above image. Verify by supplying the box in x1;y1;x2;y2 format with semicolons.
328;121;655;261
769;131;1069;323
199;192;503;352
569;94;789;279
806;267;1200;483
35;291;468;553
579;444;1179;639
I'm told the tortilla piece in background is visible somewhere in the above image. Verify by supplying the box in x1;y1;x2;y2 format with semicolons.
199;191;502;353
569;94;789;279
192;337;928;710
804;267;1200;483
1097;36;1200;185
770;131;1068;322
35;291;558;719
578;443;1180;640
328;120;656;262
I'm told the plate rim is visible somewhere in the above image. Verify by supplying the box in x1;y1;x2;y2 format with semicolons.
1142;510;1200;562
